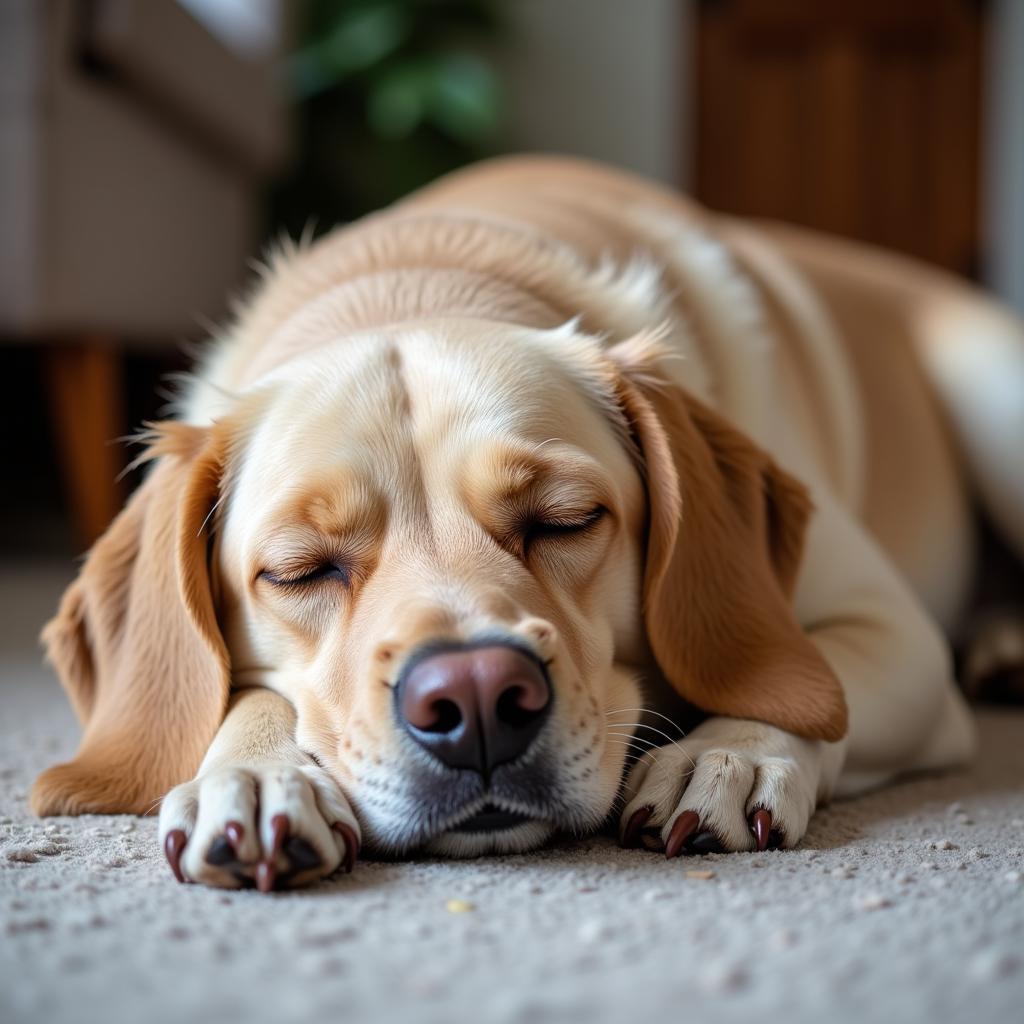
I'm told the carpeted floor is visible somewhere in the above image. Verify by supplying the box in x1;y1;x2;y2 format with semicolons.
2;564;1023;1024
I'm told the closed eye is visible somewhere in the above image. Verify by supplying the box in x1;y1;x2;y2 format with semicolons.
259;563;352;587
524;506;607;549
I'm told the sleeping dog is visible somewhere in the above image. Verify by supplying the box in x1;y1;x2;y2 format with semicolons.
32;156;1024;890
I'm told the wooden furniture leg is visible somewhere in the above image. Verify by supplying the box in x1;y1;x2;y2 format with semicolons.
47;340;126;549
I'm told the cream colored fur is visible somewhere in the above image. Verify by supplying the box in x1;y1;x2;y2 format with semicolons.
34;156;1024;888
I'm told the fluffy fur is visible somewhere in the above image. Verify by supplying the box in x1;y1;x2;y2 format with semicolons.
31;156;1023;889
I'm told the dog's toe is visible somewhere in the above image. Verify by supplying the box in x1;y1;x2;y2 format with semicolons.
257;812;324;890
619;721;820;857
158;764;361;891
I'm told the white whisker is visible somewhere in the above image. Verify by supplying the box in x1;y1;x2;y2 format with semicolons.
604;742;663;788
604;736;672;787
605;706;687;735
605;708;691;762
607;721;684;749
605;728;656;745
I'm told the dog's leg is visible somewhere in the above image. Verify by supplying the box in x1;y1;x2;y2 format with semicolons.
619;487;976;855
158;688;360;890
618;715;835;854
794;486;976;794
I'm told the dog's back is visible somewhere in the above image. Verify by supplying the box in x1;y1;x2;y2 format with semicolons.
195;152;1024;638
409;155;1024;633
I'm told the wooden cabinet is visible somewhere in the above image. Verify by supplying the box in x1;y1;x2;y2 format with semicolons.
693;0;985;274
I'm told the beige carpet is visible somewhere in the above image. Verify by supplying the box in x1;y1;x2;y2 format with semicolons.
2;563;1023;1024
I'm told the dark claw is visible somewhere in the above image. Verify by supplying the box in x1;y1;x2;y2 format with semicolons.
206;836;236;866
331;822;360;874
621;806;653;848
690;831;725;855
665;810;701;859
164;829;187;883
750;808;772;852
224;820;245;854
256;860;277;893
284;837;321;873
269;814;289;859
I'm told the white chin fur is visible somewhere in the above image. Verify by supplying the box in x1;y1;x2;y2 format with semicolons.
422;820;555;858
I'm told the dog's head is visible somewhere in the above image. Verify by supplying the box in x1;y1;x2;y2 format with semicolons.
33;319;845;851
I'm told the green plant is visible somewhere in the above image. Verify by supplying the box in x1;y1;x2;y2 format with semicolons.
272;0;505;235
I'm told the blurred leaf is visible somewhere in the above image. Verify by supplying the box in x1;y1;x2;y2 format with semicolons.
291;3;412;99
368;54;499;142
367;61;431;138
271;0;508;233
427;54;500;145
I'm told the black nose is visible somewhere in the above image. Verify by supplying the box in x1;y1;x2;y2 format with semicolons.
395;643;552;775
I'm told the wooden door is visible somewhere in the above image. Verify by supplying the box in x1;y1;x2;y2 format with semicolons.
693;0;985;275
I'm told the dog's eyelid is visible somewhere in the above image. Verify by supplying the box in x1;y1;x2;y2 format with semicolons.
542;504;606;526
525;504;608;541
258;562;353;588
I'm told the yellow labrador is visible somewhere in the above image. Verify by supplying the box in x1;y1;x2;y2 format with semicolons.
33;156;1024;890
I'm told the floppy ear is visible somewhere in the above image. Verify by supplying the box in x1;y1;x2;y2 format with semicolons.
611;346;848;742
31;423;231;815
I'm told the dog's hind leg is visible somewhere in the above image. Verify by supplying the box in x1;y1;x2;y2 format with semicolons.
914;289;1024;562
915;286;1024;698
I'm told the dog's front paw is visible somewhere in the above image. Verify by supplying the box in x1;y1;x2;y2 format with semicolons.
158;764;360;890
618;718;821;857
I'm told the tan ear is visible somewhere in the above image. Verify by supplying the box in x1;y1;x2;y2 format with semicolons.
614;360;848;742
31;423;230;815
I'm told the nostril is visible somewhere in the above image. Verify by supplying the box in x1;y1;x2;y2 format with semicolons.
422;698;463;735
495;686;543;728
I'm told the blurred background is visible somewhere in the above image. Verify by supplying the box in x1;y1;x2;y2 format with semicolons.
1;0;1022;564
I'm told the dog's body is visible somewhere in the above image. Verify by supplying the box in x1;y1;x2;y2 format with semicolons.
33;157;1024;889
